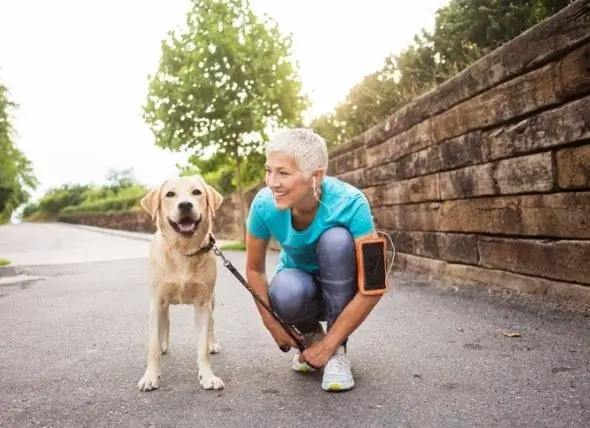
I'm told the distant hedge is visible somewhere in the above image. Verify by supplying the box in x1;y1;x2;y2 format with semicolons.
59;195;142;215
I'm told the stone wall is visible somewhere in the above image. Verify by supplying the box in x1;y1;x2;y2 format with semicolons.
326;0;590;308
59;210;156;234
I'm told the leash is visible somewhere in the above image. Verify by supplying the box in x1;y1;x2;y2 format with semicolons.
208;237;307;354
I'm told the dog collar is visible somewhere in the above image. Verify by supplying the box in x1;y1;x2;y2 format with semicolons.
184;234;216;257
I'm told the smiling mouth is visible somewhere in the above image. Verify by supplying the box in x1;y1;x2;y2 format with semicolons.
273;191;289;199
167;215;202;236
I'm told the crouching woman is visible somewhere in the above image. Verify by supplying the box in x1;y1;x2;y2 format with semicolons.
244;128;385;392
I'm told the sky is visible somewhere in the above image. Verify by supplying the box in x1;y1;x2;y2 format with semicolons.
0;0;449;202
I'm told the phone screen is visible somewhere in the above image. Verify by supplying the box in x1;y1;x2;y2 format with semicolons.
361;241;387;291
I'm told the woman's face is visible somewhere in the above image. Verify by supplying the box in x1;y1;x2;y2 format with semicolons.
264;151;314;210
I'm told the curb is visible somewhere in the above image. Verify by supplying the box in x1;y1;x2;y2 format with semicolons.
0;265;18;278
58;222;241;248
57;223;153;242
0;273;44;287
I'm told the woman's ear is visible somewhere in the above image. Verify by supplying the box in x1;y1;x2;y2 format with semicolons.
312;169;325;186
140;187;161;220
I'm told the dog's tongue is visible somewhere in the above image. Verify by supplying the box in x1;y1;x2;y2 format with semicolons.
178;220;195;232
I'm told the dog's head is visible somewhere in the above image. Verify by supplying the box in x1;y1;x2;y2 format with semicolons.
140;175;223;237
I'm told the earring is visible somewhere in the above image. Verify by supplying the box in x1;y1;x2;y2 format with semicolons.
312;177;318;199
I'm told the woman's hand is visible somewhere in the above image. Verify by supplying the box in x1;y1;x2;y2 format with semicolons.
265;318;302;351
298;338;338;368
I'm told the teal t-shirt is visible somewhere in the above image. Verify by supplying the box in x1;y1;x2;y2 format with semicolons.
246;176;375;274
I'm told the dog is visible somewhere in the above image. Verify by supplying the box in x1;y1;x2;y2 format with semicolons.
136;175;225;392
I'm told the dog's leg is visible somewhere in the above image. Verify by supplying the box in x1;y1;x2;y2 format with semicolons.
208;295;221;354
194;301;224;390
160;304;170;354
137;298;163;391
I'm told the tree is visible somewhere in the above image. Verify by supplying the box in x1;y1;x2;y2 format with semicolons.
143;0;309;241
0;81;38;223
105;167;137;192
178;149;266;195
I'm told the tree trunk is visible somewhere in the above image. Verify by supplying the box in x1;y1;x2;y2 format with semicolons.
234;150;247;243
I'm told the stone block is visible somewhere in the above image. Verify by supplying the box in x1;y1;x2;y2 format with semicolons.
557;144;590;189
487;94;590;161
390;231;478;265
363;173;440;206
439;192;590;239
478;237;590;285
372;203;441;232
439;152;554;199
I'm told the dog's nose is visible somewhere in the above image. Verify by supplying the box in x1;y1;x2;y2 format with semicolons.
178;201;193;211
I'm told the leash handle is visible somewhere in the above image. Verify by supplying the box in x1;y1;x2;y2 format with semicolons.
212;245;306;353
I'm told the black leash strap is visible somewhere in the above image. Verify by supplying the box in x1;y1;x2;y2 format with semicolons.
211;244;307;353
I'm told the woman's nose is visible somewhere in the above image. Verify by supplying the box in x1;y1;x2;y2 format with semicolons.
266;173;281;187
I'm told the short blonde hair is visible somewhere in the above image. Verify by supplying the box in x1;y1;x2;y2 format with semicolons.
266;128;329;177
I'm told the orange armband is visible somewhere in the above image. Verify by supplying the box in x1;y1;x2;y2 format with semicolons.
355;236;389;296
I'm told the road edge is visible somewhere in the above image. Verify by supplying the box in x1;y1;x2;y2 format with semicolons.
54;223;153;242
0;265;18;278
55;222;242;248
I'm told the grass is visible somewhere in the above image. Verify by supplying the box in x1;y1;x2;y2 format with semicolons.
220;242;247;251
0;258;11;266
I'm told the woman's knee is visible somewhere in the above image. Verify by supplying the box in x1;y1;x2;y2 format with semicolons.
316;227;355;267
268;269;318;321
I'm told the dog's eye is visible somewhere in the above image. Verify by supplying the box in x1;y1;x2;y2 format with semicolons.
192;189;202;195
165;191;175;197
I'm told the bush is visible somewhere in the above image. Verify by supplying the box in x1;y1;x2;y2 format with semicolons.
59;194;142;215
21;169;149;221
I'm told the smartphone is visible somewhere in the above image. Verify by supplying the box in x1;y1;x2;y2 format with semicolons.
356;237;388;295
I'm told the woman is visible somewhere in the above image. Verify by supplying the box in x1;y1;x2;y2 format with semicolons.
245;128;383;392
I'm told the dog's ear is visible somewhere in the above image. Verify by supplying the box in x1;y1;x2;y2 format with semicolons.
140;187;161;220
205;184;224;214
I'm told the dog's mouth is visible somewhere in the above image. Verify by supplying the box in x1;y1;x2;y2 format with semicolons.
168;215;202;236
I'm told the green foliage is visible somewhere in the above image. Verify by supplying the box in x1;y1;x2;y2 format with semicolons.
311;0;575;147
59;194;142;216
178;149;266;195
21;168;148;220
0;81;38;223
105;167;137;192
220;241;246;251
0;258;10;266
36;183;91;216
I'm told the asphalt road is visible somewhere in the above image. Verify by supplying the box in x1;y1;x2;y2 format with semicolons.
0;222;588;427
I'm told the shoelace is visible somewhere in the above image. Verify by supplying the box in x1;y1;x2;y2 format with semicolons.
325;354;348;373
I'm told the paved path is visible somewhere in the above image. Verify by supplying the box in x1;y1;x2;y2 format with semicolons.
0;222;588;427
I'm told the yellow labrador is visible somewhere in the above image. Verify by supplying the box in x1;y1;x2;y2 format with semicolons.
137;175;225;391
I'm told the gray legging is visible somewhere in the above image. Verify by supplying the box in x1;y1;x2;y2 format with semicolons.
268;227;358;342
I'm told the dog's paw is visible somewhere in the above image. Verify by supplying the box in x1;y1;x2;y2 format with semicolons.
137;373;160;392
208;342;221;354
199;374;224;390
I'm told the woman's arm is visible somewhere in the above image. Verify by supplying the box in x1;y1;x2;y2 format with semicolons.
244;232;274;325
322;231;384;349
299;189;389;366
245;232;301;349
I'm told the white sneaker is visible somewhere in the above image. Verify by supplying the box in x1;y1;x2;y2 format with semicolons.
292;327;326;373
321;346;354;392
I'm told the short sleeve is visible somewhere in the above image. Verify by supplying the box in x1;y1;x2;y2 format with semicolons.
246;199;271;240
347;193;376;238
